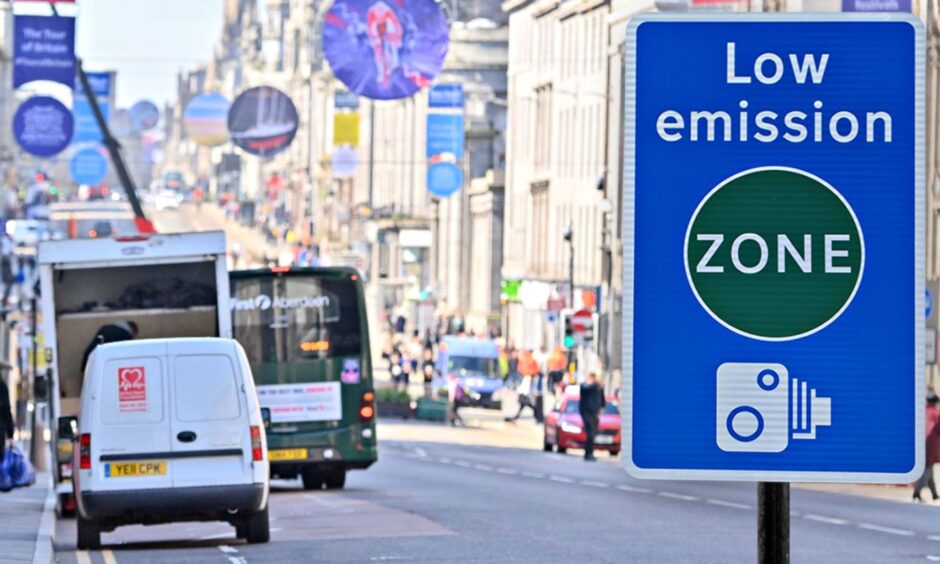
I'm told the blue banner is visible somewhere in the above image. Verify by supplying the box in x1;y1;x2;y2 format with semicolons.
13;96;73;158
13;15;76;89
842;0;911;10
335;91;360;109
323;0;449;101
69;147;108;185
428;84;464;108
425;114;463;159
72;72;110;144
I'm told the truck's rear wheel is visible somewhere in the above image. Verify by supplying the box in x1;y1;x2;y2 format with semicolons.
76;515;101;550
325;469;346;490
243;506;270;544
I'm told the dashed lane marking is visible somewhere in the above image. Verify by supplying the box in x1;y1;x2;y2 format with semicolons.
857;523;915;536
616;484;653;494
521;471;545;479
497;468;518;475
706;499;751;510
581;480;609;488
549;475;574;484
658;491;699;501
473;464;494;471
803;514;849;526
928;535;940;542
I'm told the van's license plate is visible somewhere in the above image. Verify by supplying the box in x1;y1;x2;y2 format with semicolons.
269;448;308;461
105;461;167;478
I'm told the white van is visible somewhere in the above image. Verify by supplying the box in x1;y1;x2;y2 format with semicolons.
72;338;270;549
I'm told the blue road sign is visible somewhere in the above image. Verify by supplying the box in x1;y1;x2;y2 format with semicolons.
623;14;924;483
13;96;73;158
69;147;108;186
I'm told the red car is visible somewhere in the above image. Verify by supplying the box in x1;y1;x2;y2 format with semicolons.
543;391;621;456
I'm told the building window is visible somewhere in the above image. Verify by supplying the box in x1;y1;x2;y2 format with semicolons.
531;182;549;276
534;85;553;172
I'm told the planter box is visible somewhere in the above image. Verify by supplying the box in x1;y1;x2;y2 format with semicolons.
377;400;413;419
415;398;448;422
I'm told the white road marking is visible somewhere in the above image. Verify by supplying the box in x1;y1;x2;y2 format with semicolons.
474;464;494;471
228;558;248;564
926;555;940;561
857;523;914;536
219;545;239;554
928;535;940;542
549;475;574;484
438;457;452;463
103;550;119;564
581;480;609;488
803;514;848;526
706;499;751;510
521;472;546;479
658;491;699;501
616;484;653;494
454;461;471;468
497;468;518;475
76;552;92;564
414;447;427;457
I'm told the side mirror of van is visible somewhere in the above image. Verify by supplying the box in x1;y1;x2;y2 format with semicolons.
58;416;78;440
34;375;48;401
260;407;271;430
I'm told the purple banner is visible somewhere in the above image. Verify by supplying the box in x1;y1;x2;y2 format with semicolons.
14;15;76;89
323;0;449;101
228;87;299;157
842;0;910;10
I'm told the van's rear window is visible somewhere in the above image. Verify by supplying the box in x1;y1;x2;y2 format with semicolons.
231;276;362;363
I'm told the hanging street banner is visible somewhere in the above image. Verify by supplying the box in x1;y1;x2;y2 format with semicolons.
323;0;449;100
184;92;231;147
72;72;111;144
333;113;360;147
14;96;73;157
428;83;464;109
228;86;299;157
623;14;923;483
842;0;911;11
69;147;108;185
13;15;76;89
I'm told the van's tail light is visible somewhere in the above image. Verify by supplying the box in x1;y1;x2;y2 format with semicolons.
250;426;263;461
79;434;91;470
360;390;375;421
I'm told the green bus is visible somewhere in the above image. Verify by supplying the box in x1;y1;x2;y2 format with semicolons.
229;267;377;490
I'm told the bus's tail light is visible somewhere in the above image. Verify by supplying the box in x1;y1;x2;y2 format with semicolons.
79;434;91;470
360;390;375;421
250;426;263;461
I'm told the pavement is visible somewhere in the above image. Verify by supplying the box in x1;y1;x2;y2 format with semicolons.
0;471;55;564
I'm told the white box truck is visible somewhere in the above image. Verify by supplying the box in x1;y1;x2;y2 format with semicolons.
38;231;232;515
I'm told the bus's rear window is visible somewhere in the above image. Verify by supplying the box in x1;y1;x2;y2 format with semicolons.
231;275;362;363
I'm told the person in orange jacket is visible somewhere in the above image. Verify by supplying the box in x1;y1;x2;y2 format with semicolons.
547;347;568;395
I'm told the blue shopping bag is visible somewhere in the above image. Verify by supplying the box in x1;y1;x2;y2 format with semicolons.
9;446;35;488
0;449;13;492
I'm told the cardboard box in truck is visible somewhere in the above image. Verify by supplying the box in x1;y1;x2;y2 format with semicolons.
38;231;232;515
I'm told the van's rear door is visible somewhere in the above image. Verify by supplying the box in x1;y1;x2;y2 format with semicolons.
92;342;173;491
168;341;252;488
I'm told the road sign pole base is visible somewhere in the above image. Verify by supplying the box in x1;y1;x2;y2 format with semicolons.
758;482;789;564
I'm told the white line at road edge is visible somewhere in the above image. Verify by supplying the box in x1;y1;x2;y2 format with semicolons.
857;523;915;536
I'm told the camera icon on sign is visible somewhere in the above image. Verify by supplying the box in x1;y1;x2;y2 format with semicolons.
716;363;831;453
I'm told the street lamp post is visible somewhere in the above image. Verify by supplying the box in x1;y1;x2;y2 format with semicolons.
563;224;574;371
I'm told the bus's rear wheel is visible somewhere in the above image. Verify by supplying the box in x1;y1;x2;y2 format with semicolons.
301;469;324;490
325;469;346;490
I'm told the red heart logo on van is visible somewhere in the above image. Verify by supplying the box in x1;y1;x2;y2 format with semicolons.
119;367;145;390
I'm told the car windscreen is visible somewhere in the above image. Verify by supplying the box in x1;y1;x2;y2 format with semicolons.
448;355;498;376
563;400;620;415
232;275;362;363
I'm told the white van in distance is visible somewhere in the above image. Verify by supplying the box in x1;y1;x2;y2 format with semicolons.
72;338;270;549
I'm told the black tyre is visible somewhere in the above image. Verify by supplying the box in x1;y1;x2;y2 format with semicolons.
609;450;620;457
557;446;567;454
235;524;247;539
543;439;553;452
324;469;346;490
301;470;324;490
76;515;101;550
244;506;270;544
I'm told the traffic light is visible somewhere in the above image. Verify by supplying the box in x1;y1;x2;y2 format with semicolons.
563;315;575;349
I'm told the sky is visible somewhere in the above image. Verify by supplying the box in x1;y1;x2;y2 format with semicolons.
69;0;225;109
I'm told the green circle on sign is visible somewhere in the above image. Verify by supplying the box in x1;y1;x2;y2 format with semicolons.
685;167;864;341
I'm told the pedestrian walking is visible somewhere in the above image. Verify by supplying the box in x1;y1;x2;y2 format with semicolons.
450;376;467;427
547;346;568;395
388;350;406;391
579;372;606;462
914;392;940;502
505;370;536;422
421;348;435;398
0;375;13;462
